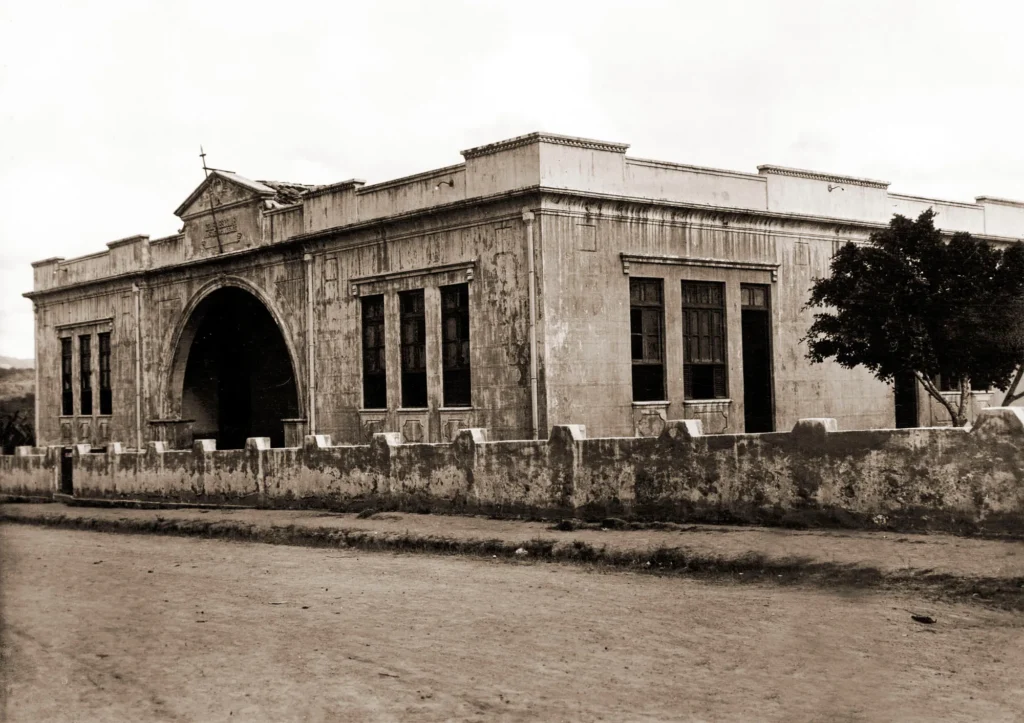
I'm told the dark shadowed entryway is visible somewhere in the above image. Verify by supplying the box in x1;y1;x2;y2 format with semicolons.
179;287;299;448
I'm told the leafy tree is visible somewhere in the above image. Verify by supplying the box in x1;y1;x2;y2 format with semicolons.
804;210;1024;427
0;409;33;455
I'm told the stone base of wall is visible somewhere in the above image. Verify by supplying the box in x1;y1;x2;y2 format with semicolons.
3;409;1024;536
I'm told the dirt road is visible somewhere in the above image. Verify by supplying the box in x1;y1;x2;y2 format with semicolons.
2;525;1022;722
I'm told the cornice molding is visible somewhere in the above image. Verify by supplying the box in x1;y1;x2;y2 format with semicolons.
461;132;629;159
149;234;185;246
28;182;1021;301
626;157;765;182
55;317;114;332
889;192;981;211
975;195;1024;208
349;260;476;296
303;179;367;200
106;234;149;249
357;164;466;194
757;165;890;189
620;253;779;281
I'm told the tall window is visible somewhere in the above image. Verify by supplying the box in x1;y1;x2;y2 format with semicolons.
98;332;112;415
79;334;93;415
441;283;471;406
630;278;665;401
399;289;428;408
682;281;727;399
61;337;73;415
361;295;387;409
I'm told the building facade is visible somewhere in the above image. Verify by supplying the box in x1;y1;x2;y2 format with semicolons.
25;133;1024;450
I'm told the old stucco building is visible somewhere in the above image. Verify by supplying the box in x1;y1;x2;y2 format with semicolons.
25;132;1024;451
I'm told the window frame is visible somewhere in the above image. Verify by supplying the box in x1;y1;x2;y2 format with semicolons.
399;289;428;408
98;332;112;415
79;334;93;415
60;337;73;416
360;295;387;410
440;283;472;407
629;277;667;402
681;280;728;400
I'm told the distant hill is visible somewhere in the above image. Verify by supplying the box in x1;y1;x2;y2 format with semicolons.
0;367;34;402
0;356;33;370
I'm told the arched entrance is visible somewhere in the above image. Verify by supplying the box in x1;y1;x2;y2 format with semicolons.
176;286;300;449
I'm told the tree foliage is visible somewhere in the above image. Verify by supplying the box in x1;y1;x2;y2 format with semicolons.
804;210;1024;426
0;409;34;455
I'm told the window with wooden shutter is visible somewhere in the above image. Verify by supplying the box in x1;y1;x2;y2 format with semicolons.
361;295;387;409
682;281;727;399
441;283;471;407
399;289;428;408
79;334;93;415
61;337;73;415
630;278;666;401
98;332;112;415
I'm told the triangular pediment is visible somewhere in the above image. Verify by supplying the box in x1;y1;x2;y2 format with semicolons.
174;171;277;219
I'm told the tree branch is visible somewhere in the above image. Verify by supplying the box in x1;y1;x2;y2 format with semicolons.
916;372;961;426
957;377;971;426
1001;364;1024;406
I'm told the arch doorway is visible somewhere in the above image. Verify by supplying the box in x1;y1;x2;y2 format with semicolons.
177;287;300;449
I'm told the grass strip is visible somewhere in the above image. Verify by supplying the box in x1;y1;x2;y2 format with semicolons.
2;509;1022;612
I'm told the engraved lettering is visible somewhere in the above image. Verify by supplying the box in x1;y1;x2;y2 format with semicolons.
203;218;238;239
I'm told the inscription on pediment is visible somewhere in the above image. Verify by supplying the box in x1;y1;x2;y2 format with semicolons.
204;218;238;239
199;213;242;250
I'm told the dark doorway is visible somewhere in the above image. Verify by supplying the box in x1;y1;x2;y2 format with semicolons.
741;285;774;433
894;370;919;428
60;446;73;495
180;288;300;449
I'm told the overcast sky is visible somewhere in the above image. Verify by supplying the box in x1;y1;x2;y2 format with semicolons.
2;0;1022;359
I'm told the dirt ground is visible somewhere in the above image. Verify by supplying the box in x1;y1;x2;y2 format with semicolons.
2;525;1023;722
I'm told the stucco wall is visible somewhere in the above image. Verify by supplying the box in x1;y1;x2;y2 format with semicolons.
5;408;1022;535
537;199;894;438
0;447;54;497
27;132;1024;452
35;285;139;448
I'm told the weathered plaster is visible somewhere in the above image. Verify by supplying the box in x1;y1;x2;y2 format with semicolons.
5;409;1023;536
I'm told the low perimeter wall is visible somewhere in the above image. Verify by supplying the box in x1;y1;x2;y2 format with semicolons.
3;408;1024;534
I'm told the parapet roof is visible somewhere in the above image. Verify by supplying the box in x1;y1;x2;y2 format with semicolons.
28;131;1024;296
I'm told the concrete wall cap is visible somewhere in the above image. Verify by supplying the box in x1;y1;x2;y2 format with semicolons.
971;407;1024;439
303;434;334;450
146;441;167;454
792;418;839;434
193;439;217;453
245;437;271;451
454;428;489;445
107;442;123;455
662;419;704;440
371;432;402;449
550;424;587;442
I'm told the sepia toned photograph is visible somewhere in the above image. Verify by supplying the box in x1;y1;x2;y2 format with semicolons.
1;1;1023;720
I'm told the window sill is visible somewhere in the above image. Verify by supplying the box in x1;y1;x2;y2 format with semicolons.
632;400;670;407
358;408;388;414
683;399;732;406
397;408;430;413
440;406;474;412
